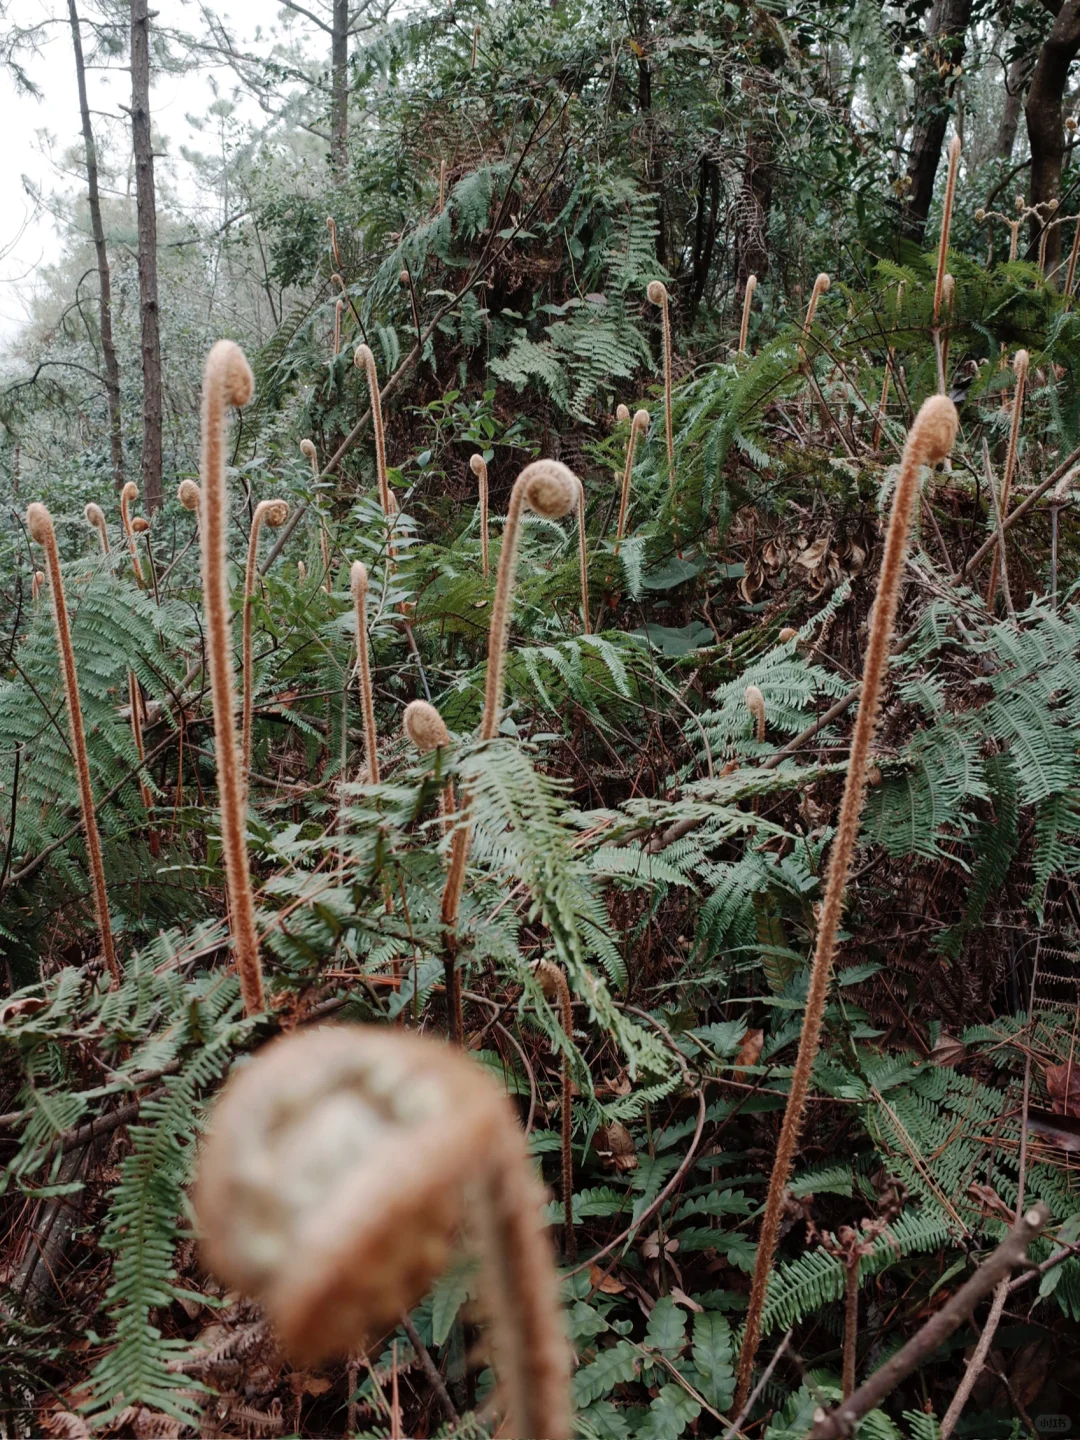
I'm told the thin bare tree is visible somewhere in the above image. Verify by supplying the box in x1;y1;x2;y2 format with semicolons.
130;0;163;512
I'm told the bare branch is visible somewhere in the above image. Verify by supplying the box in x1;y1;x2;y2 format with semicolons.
808;1204;1051;1439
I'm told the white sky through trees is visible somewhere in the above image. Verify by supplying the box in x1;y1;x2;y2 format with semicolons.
0;0;296;342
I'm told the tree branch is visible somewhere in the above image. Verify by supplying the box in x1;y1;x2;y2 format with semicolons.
278;0;334;34
808;1203;1050;1439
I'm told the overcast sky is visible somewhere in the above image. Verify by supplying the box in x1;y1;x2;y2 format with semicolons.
0;0;293;343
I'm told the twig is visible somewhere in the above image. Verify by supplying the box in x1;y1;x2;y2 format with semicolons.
984;438;1015;618
955;442;1080;584
939;1278;1008;1439
400;1313;458;1425
565;1089;705;1276
0;743;21;893
807;1203;1050;1439
719;1332;792;1440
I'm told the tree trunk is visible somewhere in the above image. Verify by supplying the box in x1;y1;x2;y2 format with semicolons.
330;0;348;179
997;54;1031;159
733;14;785;301
734;131;772;299
687;153;719;321
68;0;124;492
130;0;163;513
904;0;974;241
1026;0;1080;274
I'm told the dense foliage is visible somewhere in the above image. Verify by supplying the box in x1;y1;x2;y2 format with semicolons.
3;0;1080;1434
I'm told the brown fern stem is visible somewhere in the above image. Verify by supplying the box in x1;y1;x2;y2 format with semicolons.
470;453;490;578
537;961;576;1262
85;503;110;554
843;1257;860;1400
350;562;380;785
738;274;757;355
27;503;120;986
242;499;289;782
1066;218;1080;305
398;268;423;352
199;340;265;1017
478;1112;572;1439
127;670;158;856
939;274;955;389
354;345;393;517
733;396;959;1409
120;482;146;586
933;136;961;327
300;439;333;592
615;409;649;555
439;461;579;1043
985;349;1029;607
576;478;590;635
872;364;892;451
647;281;675;482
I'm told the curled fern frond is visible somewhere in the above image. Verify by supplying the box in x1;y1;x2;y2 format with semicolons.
84;503;110;554
120;482;146;587
481;460;578;743
735;395;960;1407
804;272;830;334
196;1025;571;1439
744;684;766;743
354;344;392;517
177;480;200;514
199;339;264;1017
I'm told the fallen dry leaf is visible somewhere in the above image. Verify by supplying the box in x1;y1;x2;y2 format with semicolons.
1047;1060;1080;1117
0;995;46;1025
596;1120;638;1173
929;1032;966;1067
734;1027;764;1074
588;1263;625;1294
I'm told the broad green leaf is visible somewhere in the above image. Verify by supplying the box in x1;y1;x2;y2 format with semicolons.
644;1296;686;1357
691;1311;734;1410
